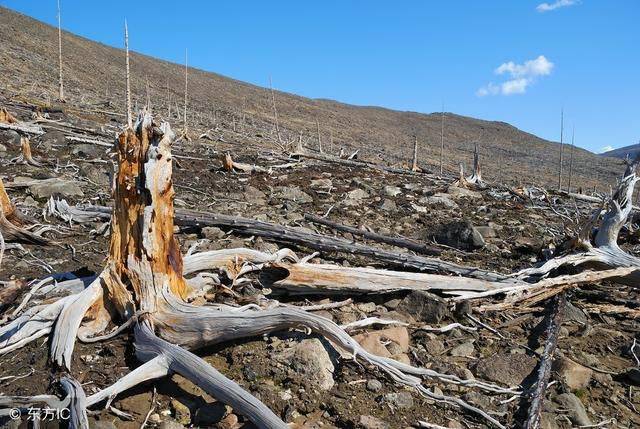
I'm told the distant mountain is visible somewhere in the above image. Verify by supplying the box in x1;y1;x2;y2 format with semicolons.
0;6;622;189
601;144;640;160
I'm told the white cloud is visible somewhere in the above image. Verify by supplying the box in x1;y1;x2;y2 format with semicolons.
536;0;580;12
477;55;554;97
495;56;554;78
599;145;614;153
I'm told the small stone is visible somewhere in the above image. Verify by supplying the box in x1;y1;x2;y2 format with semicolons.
171;399;191;425
273;186;313;203
397;291;449;323
357;302;377;313
275;338;335;390
474;225;497;239
380;198;397;211
201;226;226;240
447;186;482;199
194;402;226;426
433;220;485;251
382;391;414;409
159;419;186;429
359;415;390;429
383;185;402;197
475;353;537;386
553;357;592;390
366;379;383;392
422;338;445;355
418;193;459;209
89;420;118;429
346;188;369;201
310;178;332;189
28;178;84;200
450;341;475;357
0;143;6;152
554;393;591;426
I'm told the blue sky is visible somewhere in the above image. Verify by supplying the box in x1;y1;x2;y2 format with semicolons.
1;0;638;153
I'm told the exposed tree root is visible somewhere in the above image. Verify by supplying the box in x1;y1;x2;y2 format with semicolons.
0;178;50;245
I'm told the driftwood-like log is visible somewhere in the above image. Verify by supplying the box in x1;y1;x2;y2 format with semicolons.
261;262;505;295
0;107;44;135
304;213;442;256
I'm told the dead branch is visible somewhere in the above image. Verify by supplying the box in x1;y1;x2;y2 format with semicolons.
221;152;271;174
304;213;442;256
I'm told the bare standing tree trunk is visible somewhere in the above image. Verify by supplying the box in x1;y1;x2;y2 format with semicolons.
124;20;132;128
269;76;284;148
183;49;188;132
440;106;445;175
411;135;419;172
316;118;323;153
557;108;564;190
56;0;65;102
567;126;575;193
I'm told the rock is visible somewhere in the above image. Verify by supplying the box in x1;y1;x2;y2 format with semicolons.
384;298;401;310
193;402;226;426
397;291;449;323
40;129;66;148
564;302;588;325
418;193;459;209
202;226;226;240
353;327;410;358
357;302;377;313
275;338;335;390
88;420;118;429
382;391;413;409
540;412;560;429
433;220;485;251
0;129;20;146
450;341;475;357
244;185;267;204
380;198;397;211
274;186;313;204
0;143;6;152
358;415;390;429
474;225;497;240
366;379;383;392
72;143;103;158
474;353;537;386
28;178;83;200
170;399;191;425
422;338;445;355
346;188;369;201
447;186;482;199
383;185;402;197
310;178;332;189
554;393;591;426
553;357;592;390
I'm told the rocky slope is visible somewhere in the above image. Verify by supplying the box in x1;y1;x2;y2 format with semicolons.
0;6;622;191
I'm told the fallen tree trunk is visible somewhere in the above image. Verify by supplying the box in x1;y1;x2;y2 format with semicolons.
262;262;505;295
304;212;442;256
48;200;516;283
522;293;565;429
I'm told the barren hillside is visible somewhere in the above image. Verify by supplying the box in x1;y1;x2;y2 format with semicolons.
0;6;621;190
